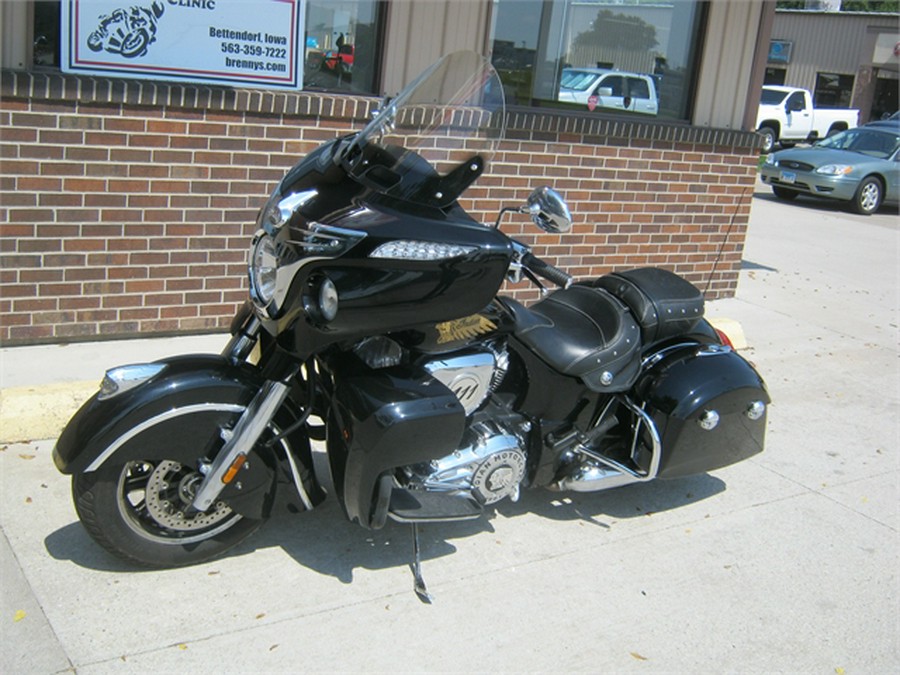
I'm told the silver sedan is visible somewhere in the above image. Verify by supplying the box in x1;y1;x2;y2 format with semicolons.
760;123;900;215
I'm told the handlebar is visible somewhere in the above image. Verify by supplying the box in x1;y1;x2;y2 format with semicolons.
521;253;573;289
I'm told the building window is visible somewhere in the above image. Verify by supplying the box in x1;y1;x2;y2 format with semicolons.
30;0;383;94
34;1;60;67
303;1;383;94
764;67;786;86
813;72;854;109
490;0;706;120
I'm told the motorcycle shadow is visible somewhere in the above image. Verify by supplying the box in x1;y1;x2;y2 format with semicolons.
248;473;726;582
497;472;726;524
44;473;725;579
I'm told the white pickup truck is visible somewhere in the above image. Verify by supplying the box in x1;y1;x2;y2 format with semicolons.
756;86;858;153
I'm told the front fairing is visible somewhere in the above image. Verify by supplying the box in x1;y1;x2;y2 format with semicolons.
273;199;514;357
248;52;514;356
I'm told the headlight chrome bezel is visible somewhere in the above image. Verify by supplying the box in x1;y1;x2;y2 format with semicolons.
248;225;365;321
249;232;279;308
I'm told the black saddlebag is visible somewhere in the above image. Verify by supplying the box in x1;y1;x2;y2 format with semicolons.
637;343;769;478
593;267;704;344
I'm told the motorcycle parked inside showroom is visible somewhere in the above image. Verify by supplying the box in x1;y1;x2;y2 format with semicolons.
54;51;768;599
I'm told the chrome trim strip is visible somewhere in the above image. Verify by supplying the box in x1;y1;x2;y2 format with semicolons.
641;342;696;370
388;512;482;524
280;441;315;511
84;403;245;472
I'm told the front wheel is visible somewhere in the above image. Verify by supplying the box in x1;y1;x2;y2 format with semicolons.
772;185;799;201
74;457;262;568
850;176;883;215
70;400;308;568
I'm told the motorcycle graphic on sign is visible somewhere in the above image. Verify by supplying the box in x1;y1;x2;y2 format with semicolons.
87;1;165;59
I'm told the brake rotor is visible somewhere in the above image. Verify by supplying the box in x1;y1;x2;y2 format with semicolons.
144;460;234;531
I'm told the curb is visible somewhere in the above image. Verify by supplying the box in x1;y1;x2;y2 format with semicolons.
0;381;97;445
0;318;748;446
707;316;749;350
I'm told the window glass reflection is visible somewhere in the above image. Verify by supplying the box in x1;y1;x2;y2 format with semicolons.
304;0;382;94
491;0;704;120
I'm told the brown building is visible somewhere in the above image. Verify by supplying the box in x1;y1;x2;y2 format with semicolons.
1;1;775;345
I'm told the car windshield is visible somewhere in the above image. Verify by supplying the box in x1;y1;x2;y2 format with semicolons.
760;88;789;105
341;51;505;208
560;70;599;91
816;127;900;159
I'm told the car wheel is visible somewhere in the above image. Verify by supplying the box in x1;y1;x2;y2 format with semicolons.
758;127;777;154
772;186;799;201
850;176;883;215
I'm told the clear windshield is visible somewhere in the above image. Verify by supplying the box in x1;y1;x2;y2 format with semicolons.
342;51;506;208
816;127;900;159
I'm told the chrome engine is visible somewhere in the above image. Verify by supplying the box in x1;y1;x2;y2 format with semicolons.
402;346;527;506
404;420;527;505
423;347;507;415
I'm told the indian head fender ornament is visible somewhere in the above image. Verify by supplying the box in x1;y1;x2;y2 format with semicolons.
435;314;498;344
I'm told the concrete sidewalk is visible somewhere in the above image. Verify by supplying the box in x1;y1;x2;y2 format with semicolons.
1;184;898;673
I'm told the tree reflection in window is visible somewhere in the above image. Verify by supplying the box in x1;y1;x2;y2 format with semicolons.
490;0;704;121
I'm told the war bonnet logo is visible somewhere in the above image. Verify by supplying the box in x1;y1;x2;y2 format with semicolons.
87;1;165;59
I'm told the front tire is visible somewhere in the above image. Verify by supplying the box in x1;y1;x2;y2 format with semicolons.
850;176;883;215
74;458;262;568
772;186;799;201
70;402;306;568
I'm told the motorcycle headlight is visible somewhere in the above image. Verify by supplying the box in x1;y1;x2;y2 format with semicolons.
250;233;278;305
815;164;853;176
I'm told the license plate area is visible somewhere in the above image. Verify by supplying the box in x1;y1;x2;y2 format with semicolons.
779;170;797;184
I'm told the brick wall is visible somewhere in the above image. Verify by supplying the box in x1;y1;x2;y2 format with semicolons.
0;71;761;346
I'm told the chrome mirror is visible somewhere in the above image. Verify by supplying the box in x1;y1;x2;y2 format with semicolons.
523;186;572;233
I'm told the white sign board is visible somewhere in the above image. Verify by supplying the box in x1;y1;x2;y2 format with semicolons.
61;0;304;89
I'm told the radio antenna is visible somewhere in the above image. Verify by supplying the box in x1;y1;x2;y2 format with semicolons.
704;185;753;299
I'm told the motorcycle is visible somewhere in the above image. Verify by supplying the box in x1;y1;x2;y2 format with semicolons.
53;52;768;599
87;1;165;59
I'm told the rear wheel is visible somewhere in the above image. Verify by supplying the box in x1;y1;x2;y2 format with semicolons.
850;176;883;215
772;185;799;201
72;404;305;568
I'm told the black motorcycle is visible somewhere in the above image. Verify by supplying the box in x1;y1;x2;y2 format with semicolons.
54;52;768;598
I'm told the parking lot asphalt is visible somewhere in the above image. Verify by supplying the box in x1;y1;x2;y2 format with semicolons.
1;181;898;673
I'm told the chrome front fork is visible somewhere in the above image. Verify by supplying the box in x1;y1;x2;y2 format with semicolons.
191;379;292;512
191;308;284;513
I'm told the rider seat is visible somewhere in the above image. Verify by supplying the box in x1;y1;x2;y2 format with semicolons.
506;285;642;392
592;268;705;344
